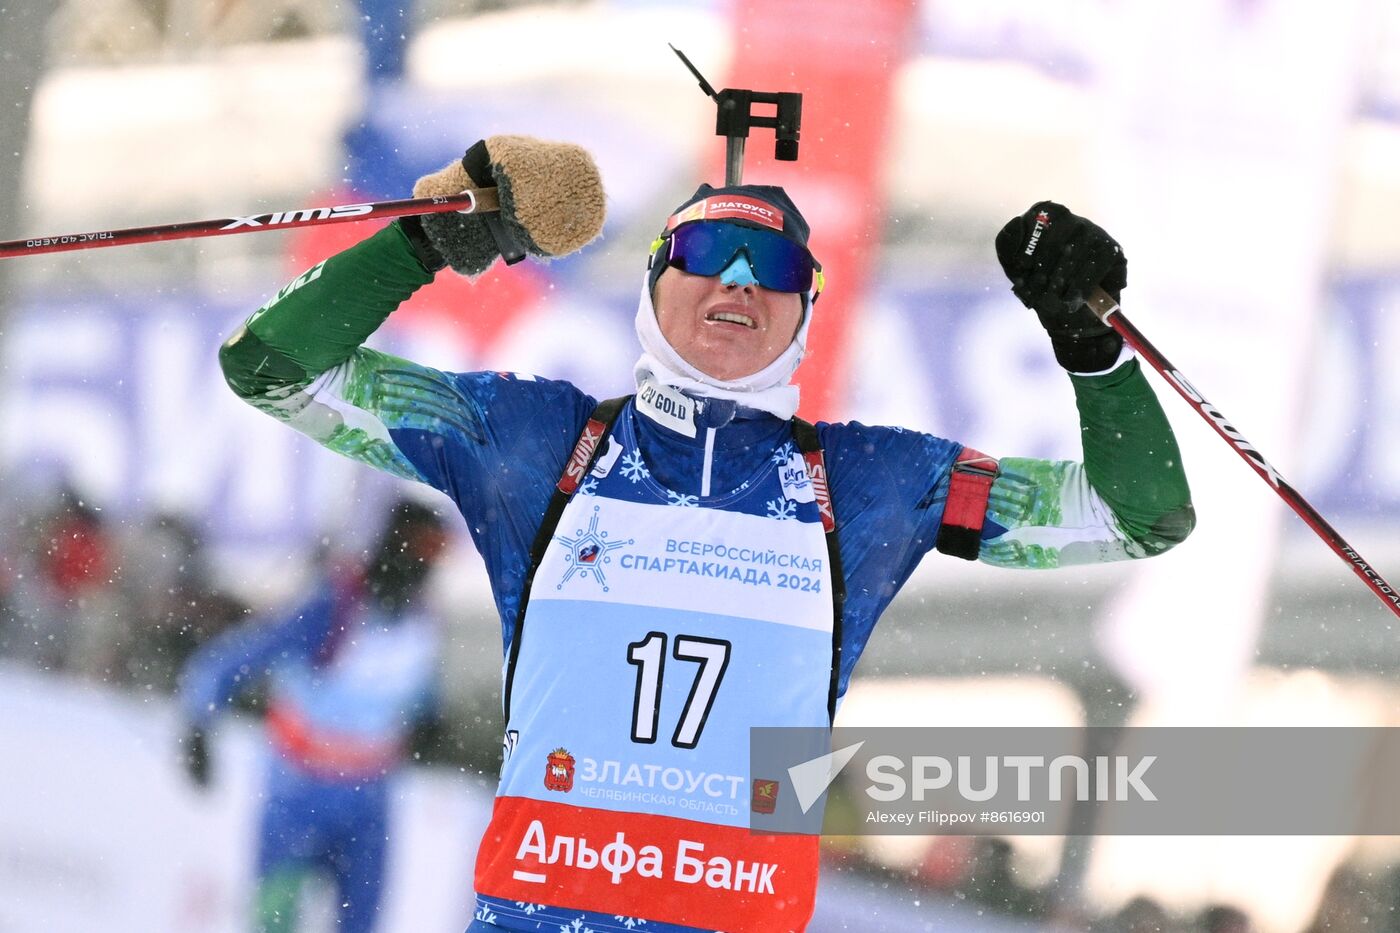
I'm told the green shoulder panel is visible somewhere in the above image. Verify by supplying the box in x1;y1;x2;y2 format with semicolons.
217;222;449;485
977;358;1195;569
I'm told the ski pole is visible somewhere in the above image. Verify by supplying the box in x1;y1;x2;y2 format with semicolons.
1087;287;1400;619
0;188;500;259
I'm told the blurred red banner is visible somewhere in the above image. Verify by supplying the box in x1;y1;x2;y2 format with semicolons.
722;0;918;420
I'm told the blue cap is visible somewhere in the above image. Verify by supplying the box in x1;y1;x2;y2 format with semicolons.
647;183;812;296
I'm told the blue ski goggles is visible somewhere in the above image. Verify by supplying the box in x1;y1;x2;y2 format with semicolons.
650;221;824;295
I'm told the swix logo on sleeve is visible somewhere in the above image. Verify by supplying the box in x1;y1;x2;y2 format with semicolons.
801;451;835;533
1024;210;1051;256
666;197;785;232
558;419;607;494
221;203;375;230
249;259;327;320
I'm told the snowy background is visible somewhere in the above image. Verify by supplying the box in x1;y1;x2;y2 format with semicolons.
2;0;1400;930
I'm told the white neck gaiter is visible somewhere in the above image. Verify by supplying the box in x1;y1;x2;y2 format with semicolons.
631;275;813;421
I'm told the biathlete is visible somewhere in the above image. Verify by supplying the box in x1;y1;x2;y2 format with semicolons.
216;135;1193;932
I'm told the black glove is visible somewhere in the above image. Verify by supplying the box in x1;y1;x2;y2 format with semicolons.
405;135;605;278
405;139;536;277
181;725;212;790
994;201;1127;373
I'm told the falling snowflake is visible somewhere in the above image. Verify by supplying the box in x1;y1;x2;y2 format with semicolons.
514;902;545;916
613;918;647;930
578;477;599;497
474;905;499;923
766;498;796;521
770;441;796;464
666;491;699;508
560;919;594;933
620;448;650;483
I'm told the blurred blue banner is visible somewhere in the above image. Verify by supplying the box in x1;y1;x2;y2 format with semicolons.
4;274;1394;548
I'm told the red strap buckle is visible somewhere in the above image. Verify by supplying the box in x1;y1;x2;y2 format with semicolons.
936;447;998;561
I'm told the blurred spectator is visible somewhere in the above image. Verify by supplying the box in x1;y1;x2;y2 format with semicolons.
2;485;122;678
1199;905;1252;933
956;838;1045;917
0;485;251;692
1307;865;1386;932
1109;896;1181;933
176;498;449;933
117;510;248;692
914;836;979;890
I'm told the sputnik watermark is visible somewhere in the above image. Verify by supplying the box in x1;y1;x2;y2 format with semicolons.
749;727;1400;836
784;742;1153;816
864;753;1155;804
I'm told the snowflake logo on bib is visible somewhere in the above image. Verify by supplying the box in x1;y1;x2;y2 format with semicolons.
766;498;797;521
619;447;650;483
553;506;633;591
